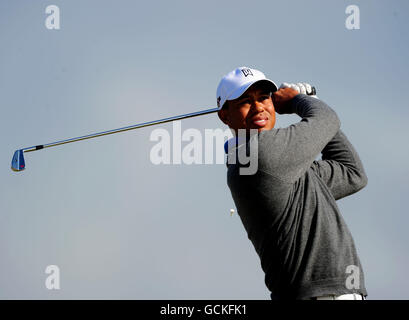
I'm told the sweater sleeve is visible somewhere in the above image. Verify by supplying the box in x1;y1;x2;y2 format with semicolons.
310;129;368;200
257;94;341;183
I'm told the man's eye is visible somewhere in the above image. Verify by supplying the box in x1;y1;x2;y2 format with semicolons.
238;100;249;106
260;95;270;101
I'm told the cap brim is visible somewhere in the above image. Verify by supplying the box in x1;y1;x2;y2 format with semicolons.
227;79;278;101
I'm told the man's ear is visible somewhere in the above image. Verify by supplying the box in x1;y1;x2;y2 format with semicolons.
217;108;229;125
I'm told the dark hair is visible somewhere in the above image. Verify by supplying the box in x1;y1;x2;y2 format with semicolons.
222;81;275;110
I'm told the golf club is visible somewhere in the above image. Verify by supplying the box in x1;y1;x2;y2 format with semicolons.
11;86;316;172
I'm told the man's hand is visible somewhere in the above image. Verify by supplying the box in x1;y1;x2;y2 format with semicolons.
273;82;316;115
273;87;299;115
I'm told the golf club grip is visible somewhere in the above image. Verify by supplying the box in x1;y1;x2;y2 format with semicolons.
309;86;316;95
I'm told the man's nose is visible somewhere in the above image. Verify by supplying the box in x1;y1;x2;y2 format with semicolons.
251;100;265;112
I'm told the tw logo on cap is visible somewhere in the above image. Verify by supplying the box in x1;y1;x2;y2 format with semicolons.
241;68;253;77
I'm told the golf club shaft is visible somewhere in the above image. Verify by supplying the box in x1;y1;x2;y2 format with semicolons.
22;107;219;153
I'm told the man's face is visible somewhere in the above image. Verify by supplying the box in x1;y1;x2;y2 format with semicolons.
218;82;276;134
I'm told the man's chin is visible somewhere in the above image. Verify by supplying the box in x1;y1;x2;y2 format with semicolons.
239;127;270;135
250;124;273;132
232;125;273;136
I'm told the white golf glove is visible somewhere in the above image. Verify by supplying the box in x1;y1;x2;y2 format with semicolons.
279;82;318;99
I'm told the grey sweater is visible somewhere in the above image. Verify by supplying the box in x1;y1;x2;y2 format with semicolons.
226;94;368;300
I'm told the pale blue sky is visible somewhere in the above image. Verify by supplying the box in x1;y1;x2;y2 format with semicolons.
1;0;408;299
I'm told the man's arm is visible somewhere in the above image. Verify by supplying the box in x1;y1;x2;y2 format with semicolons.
258;94;341;183
310;130;368;200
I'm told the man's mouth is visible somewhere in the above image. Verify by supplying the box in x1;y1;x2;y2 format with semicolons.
253;119;267;126
249;116;268;128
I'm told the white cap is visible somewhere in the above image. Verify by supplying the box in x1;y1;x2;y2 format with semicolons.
216;66;278;110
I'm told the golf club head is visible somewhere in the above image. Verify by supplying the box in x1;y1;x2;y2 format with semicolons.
11;150;25;172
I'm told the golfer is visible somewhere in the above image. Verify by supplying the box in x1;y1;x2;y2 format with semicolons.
216;67;368;300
